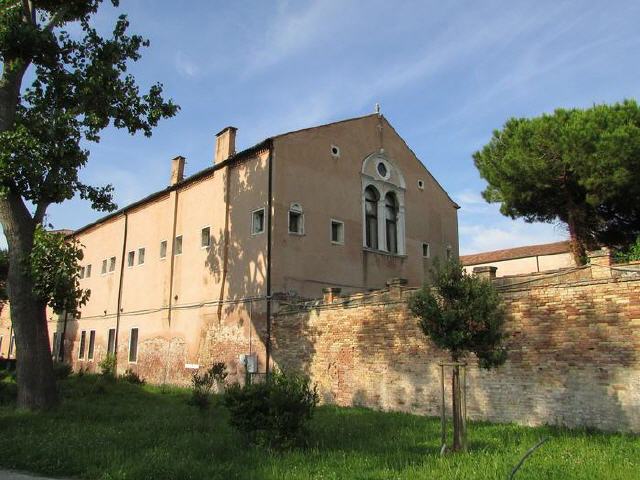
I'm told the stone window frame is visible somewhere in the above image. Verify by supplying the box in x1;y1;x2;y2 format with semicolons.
422;242;431;258
288;203;304;235
361;153;406;256
251;207;266;236
330;218;345;245
201;226;211;249
128;327;139;364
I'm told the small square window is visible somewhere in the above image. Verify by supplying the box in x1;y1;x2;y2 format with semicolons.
138;248;145;265
127;251;135;267
101;259;108;275
86;264;92;278
252;209;265;235
331;220;344;244
174;235;183;255
288;205;303;235
160;240;167;259
201;227;211;248
129;328;139;363
109;256;116;272
422;243;430;258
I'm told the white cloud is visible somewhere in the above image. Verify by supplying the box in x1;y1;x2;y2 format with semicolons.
175;51;200;78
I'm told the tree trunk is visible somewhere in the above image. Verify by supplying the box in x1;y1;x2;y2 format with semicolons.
451;364;463;452
566;210;587;266
0;191;58;410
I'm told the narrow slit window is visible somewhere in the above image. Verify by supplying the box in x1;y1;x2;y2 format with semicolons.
87;330;96;360
127;251;135;267
107;328;116;355
331;220;344;244
101;259;108;275
78;330;86;360
201;227;211;248
288;204;304;234
252;209;265;235
109;256;116;272
138;248;145;265
160;240;167;259
422;242;430;258
129;328;139;363
174;236;183;255
385;193;398;254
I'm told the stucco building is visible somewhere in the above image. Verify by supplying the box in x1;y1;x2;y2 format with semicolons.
0;113;459;382
461;241;575;277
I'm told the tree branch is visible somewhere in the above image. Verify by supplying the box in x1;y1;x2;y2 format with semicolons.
33;201;50;226
21;0;35;26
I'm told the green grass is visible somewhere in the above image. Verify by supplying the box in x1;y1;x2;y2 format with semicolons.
0;374;637;480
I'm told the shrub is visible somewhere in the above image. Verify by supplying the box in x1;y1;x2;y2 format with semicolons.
53;361;72;381
0;370;17;405
189;362;228;410
223;370;319;449
99;354;117;378
120;369;144;385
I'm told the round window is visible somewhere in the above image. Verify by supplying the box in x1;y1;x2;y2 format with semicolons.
377;162;388;178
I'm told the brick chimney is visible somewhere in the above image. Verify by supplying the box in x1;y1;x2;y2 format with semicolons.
588;247;612;279
215;126;237;164
473;266;497;281
170;156;185;185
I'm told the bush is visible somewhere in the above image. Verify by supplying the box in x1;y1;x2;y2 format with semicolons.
120;369;144;385
189;362;228;410
0;370;17;405
53;361;72;381
99;354;117;378
223;370;319;449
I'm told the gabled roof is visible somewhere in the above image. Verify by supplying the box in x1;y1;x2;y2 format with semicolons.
460;241;572;266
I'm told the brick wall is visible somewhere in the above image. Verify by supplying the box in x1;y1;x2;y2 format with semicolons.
272;264;640;433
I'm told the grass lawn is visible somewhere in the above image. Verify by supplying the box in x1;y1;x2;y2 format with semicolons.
0;374;638;480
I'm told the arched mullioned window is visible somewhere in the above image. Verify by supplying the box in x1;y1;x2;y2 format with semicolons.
385;192;398;254
364;185;379;249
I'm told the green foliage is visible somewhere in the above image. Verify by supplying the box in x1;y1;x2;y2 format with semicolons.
120;368;144;385
409;259;507;368
189;362;228;410
223;370;319;449
98;354;116;379
0;248;7;310
52;361;71;381
474;100;640;257
615;236;640;263
29;225;89;314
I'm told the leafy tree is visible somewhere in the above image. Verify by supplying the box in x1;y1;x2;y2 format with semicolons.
615;235;640;263
409;260;507;452
0;1;178;409
473;100;640;264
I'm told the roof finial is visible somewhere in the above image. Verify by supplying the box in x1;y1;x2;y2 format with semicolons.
375;103;381;115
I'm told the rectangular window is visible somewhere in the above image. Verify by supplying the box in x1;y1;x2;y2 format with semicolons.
0;336;3;356
138;248;145;265
331;219;344;244
288;206;304;234
127;250;135;267
52;332;58;359
78;330;86;360
87;330;96;361
101;259;108;275
129;328;139;363
107;328;116;355
79;267;85;279
86;264;92;278
446;245;452;260
201;227;211;248
8;335;15;358
422;242;430;258
160;240;168;259
174;235;183;255
109;256;116;272
251;208;265;235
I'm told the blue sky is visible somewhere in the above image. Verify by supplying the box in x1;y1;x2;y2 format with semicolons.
5;0;640;253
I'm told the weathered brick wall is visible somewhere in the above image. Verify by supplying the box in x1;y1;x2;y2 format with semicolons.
272;268;640;433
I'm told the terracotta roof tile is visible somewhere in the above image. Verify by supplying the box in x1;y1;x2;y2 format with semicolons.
460;241;571;265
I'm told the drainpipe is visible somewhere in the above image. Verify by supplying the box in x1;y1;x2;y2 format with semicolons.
115;213;129;371
265;146;273;377
167;189;179;326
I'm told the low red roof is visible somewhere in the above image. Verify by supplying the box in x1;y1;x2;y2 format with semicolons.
461;241;571;266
